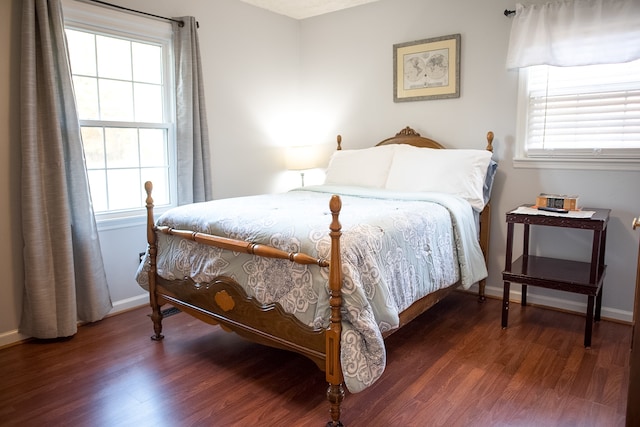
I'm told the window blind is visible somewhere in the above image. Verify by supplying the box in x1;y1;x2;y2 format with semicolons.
525;60;640;158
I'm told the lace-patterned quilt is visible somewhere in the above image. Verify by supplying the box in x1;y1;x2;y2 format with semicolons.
136;185;487;393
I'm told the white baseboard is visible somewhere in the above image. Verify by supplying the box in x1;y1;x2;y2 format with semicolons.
0;329;29;349
107;294;148;316
481;284;633;324
0;294;149;349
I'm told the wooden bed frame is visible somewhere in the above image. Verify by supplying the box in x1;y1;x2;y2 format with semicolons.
144;126;494;426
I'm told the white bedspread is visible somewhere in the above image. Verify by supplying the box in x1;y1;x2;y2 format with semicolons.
136;185;487;392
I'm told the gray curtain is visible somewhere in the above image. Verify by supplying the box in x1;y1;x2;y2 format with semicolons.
20;0;112;338
173;17;213;205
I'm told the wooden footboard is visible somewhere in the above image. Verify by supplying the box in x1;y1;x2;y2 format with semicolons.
154;275;327;366
144;182;346;426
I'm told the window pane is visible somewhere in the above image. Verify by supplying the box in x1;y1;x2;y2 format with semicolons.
66;14;174;216
105;128;139;168
81;126;105;169
87;170;108;212
73;76;99;120
524;61;640;155
141;168;169;206
99;79;134;121
134;83;163;122
96;35;131;80
139;129;167;167
132;42;162;84
107;169;141;210
65;29;96;76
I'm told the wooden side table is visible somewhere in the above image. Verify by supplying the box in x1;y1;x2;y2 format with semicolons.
502;206;610;348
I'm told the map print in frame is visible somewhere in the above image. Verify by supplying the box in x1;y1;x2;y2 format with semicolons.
393;34;460;102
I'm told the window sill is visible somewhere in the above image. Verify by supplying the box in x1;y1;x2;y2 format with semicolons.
513;157;640;171
95;206;172;232
96;214;146;232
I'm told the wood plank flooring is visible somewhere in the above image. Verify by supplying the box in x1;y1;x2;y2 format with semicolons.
0;292;631;426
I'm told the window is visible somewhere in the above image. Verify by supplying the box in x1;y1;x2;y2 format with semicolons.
515;59;640;170
64;1;176;218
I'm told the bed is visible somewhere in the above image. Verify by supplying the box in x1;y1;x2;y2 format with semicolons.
137;126;496;426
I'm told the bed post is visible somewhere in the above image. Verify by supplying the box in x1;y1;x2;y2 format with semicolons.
145;181;164;341
326;195;344;427
478;131;495;302
478;202;490;302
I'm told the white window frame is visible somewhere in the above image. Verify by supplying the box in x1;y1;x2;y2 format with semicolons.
63;0;177;227
514;62;640;171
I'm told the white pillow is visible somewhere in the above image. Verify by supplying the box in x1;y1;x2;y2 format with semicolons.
385;145;493;211
324;145;397;188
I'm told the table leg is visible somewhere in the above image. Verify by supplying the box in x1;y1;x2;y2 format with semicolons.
502;281;510;328
590;230;603;284
595;286;603;322
522;284;528;306
585;295;595;348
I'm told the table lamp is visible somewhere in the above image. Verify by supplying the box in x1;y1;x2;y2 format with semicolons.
285;145;318;187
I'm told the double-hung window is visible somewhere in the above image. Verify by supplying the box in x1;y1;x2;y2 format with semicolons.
515;59;640;170
63;1;176;219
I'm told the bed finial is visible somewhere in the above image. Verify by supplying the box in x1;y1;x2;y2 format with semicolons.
144;181;155;247
336;135;342;151
486;131;494;152
396;126;420;137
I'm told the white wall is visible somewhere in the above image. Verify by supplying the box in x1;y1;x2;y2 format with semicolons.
1;0;638;346
299;0;639;320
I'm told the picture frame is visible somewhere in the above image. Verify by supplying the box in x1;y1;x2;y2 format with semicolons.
393;34;461;102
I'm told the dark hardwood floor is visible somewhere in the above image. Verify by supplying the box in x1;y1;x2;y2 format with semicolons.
0;292;630;427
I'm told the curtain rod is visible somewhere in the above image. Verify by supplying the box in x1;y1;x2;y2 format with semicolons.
504;9;516;16
85;0;185;27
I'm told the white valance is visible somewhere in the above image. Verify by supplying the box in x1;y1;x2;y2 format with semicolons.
506;0;640;69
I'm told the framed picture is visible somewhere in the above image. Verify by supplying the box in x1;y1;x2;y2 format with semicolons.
393;34;461;102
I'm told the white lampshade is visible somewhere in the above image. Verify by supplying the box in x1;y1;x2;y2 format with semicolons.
285;145;319;171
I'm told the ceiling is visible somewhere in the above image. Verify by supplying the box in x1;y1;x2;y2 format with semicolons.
237;0;383;20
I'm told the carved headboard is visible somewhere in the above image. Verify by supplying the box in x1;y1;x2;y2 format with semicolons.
336;126;494;152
